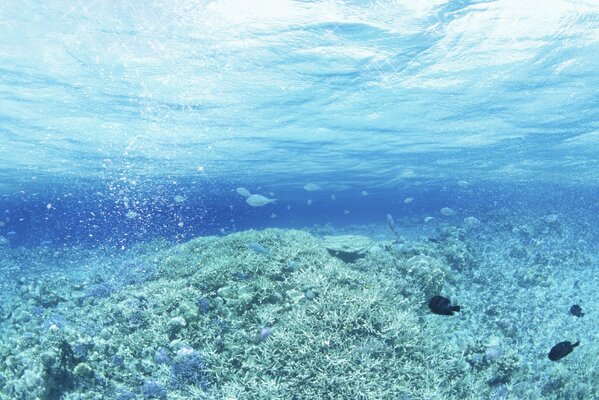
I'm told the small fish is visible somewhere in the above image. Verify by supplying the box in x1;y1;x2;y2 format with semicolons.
428;295;460;316
548;340;579;361
246;194;276;207
570;304;584;318
386;214;400;239
236;187;252;198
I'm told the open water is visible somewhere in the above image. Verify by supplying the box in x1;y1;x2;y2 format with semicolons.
1;1;598;399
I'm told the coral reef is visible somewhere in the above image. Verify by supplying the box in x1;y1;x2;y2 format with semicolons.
0;221;597;399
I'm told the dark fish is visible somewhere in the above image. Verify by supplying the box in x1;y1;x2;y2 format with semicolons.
428;295;461;316
548;340;579;361
570;304;584;318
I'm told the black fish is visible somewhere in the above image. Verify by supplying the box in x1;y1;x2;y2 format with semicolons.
428;295;460;316
570;304;584;318
548;341;579;361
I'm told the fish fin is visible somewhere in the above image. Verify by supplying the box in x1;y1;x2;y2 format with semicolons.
572;341;580;347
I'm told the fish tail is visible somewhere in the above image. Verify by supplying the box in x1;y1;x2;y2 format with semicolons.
451;306;461;312
572;341;580;347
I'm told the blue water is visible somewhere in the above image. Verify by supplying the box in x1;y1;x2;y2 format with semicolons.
1;2;599;399
1;0;599;247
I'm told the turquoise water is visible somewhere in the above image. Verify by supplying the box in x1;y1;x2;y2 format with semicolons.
1;1;599;399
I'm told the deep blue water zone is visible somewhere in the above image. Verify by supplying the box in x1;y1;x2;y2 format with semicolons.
1;180;598;248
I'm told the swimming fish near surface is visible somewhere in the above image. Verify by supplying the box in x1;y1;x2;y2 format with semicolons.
303;183;320;191
570;304;584;318
428;295;461;316
246;194;276;207
548;340;579;361
236;187;252;198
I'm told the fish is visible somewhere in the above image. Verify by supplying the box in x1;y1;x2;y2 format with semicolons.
428;295;460;316
303;183;320;191
386;214;400;239
236;187;252;198
246;194;276;207
570;304;584;318
548;340;579;361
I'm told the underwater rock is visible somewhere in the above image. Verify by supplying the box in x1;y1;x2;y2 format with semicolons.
177;300;199;321
166;317;187;338
484;345;503;363
401;255;446;301
440;207;456;216
542;214;559;224
464;216;480;228
286;289;305;303
323;235;373;263
73;362;93;377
